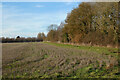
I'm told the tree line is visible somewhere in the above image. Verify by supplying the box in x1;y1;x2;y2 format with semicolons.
46;2;119;47
1;32;46;43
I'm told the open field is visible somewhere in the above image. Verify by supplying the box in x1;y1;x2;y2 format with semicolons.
2;42;120;78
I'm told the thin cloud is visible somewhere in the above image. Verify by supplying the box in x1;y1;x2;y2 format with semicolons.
65;2;73;5
2;5;67;37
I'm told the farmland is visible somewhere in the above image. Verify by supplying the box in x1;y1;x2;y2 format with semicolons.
2;42;119;78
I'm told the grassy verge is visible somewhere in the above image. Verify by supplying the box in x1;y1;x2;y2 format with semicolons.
43;42;118;57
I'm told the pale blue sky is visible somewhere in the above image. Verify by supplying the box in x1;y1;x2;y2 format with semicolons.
2;2;80;38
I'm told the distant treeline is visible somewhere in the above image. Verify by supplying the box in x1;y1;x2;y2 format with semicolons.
1;32;46;43
46;2;119;47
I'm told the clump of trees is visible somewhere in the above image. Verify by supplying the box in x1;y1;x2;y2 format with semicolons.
46;2;119;47
46;23;64;42
1;32;46;43
37;32;46;41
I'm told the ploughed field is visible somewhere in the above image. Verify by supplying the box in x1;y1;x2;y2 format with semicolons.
2;42;119;78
